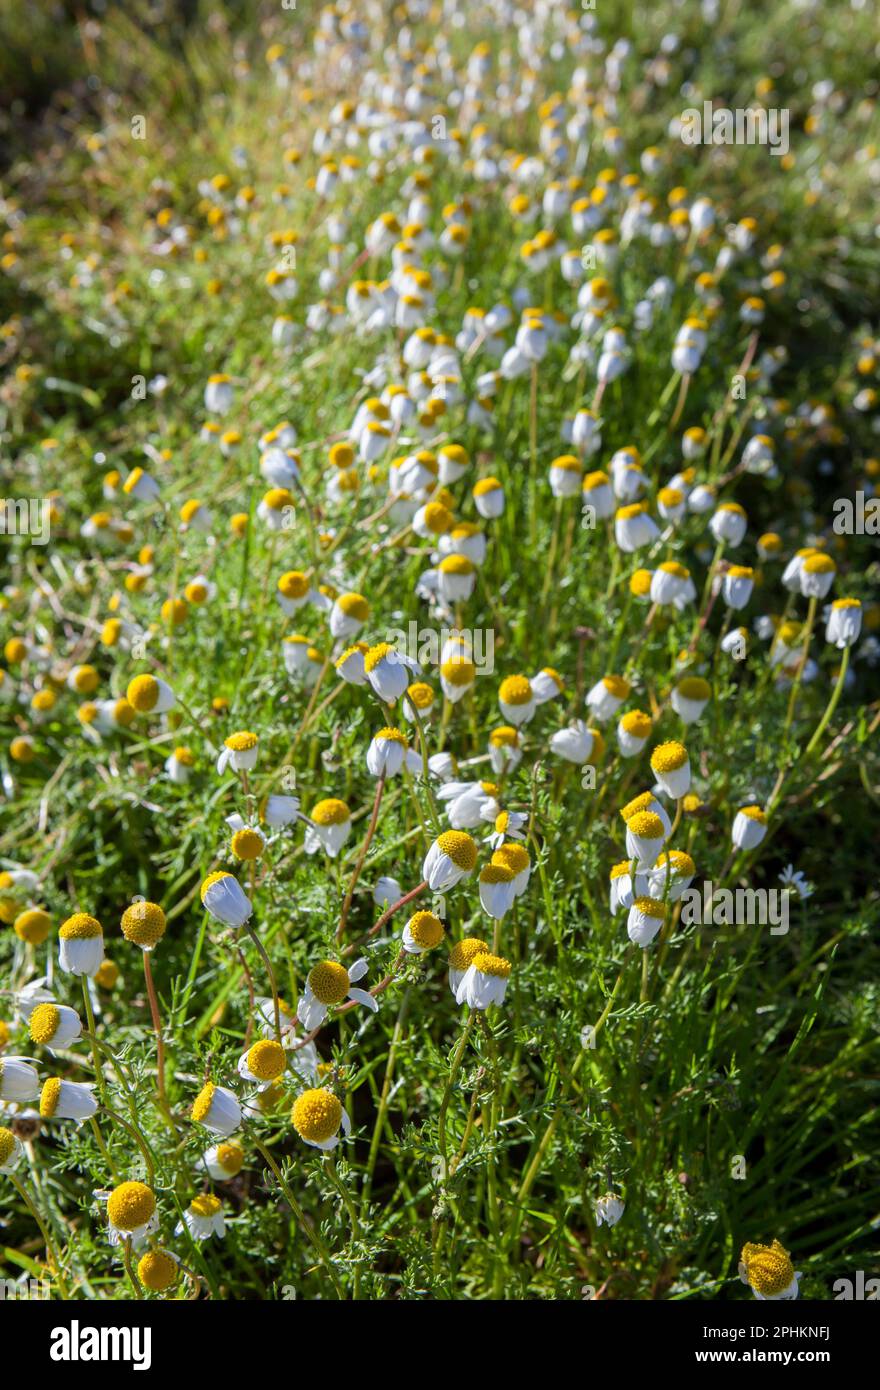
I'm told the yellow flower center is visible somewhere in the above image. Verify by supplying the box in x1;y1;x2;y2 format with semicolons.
739;805;767;823
308;960;350;1006
0;1127;16;1164
406;682;434;709
602;674;631;699
676;676;711;700
14;908;51;944
39;1077;61;1117
189;1193;222;1218
408;910;444;949
225;731;258;752
633;897;666;919
246;1040;286;1081
107;1181;156;1231
627;811;665;838
127;674;159;711
492;844;529;873
438;554;474;575
435;830;478;870
620;710;651;737
489;726;518;748
472;951;512;979
448;937;489;971
498;675;532;705
310;798;350;826
29;1003;61;1044
138;1249;177;1291
650;740;688;773
278;571;309;599
479;863;515;884
192;1082;216;1123
231;828;264;861
364;642;394;673
121;901;166;947
441;658;476;686
215;1141;244;1174
336;592;369;619
291;1088;342;1143
740;1241;794;1297
59;913;102;940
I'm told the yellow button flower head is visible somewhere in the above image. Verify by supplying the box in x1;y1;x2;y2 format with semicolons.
230;827;265;860
243;1039;286;1082
423;829;479;891
739;1240;798;1300
120;901;166;950
307;960;350;1006
138;1249;178;1292
649;740;691;798
403;910;445;953
13;908;51;945
291;1087;348;1149
107;1180;157;1233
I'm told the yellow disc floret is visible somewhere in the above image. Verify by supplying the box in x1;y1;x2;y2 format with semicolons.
246;1039;286;1081
310;798;350;826
471;951;512;978
498;674;532;705
39;1077;61;1117
59;913;102;940
14;908;51;944
407;910;444;950
107;1181;156;1232
120;901;166;948
126;674;160;712
740;1240;795;1297
291;1087;342;1144
29;1003;61;1045
650;740;688;773
138;1249;178;1291
308;960;350;1006
435;830;478;870
448;937;489;971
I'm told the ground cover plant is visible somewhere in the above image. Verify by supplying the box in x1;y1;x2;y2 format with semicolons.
0;0;878;1303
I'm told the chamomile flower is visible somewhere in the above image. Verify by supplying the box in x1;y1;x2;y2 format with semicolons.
722;565;755;610
237;1039;287;1089
649;741;691;799
530;668;564;705
364;642;418;703
739;1240;800;1301
625;811;667;870
616;709;652;758
825;598;862;647
732;805;768;850
647;851;696;901
595;1193;625;1227
191;1082;242;1136
120;900;166;951
178;1193;226;1241
488;726;521;775
199;1141;245;1182
164;745;195;782
304;798;352;857
402;910;445;954
39;1076;97;1124
126;673;176;715
28;1002;82;1050
586;674;630;721
627;896;666;947
550;720;604;765
671;676;711;724
297;958;377;1031
0;1058;40;1102
291;1087;350;1151
437;780;499;829
615;502;659;552
217;730;259;774
454;951;512;1010
106;1180;160;1248
367;726;409;777
200;872;253;928
478;863;518;920
498;674;536;726
276;571;311;615
709;502;748;547
485;809;527;850
650;561;696;609
58;913;104;977
422;830;479;890
0;1126;24;1174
